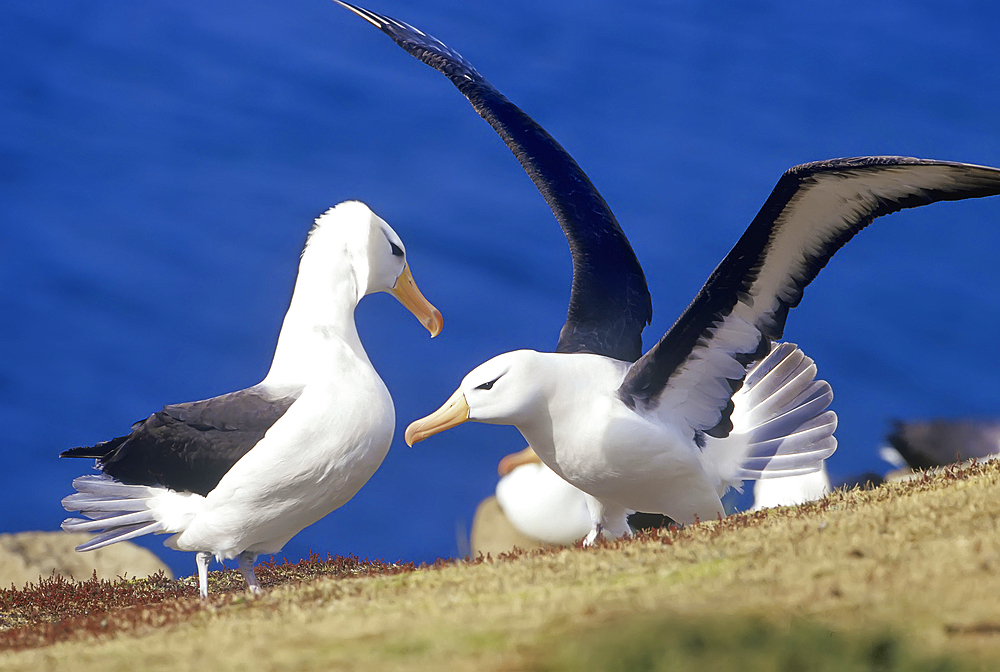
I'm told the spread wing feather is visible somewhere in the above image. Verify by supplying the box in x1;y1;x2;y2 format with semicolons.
620;157;1000;437
335;2;651;361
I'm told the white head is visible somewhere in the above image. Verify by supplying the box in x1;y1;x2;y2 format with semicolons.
301;201;442;335
404;350;550;445
264;202;441;386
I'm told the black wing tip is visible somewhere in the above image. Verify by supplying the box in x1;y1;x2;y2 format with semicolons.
333;1;483;83
65;432;134;457
333;1;420;41
61;432;132;460
331;1;384;29
61;445;109;459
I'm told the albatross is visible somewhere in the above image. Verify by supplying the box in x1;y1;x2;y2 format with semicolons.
493;343;837;543
335;4;1000;542
60;201;442;598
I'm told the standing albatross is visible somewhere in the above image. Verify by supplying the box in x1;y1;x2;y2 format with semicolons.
61;201;442;598
334;4;1000;541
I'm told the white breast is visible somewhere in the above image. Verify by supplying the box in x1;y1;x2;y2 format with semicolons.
171;348;394;558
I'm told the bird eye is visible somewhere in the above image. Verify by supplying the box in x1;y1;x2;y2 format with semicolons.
476;376;501;391
389;241;404;257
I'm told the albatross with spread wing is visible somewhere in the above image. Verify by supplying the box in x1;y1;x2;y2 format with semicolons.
335;3;1000;543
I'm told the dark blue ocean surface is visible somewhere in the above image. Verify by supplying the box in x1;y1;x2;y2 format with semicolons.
2;0;999;579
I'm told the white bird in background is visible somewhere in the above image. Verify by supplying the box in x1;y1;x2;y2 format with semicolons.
494;446;593;546
61;201;442;598
334;4;1000;543
751;465;832;511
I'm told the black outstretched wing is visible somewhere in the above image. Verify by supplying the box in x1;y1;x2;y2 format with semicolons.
618;157;1000;437
335;2;652;361
61;386;301;496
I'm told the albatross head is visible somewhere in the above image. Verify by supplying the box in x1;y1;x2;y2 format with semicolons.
405;350;550;446
306;201;442;336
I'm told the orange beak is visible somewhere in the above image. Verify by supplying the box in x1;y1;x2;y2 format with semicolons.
497;445;542;477
405;388;469;446
390;263;443;337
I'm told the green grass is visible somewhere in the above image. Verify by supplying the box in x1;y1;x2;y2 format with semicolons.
535;614;970;672
4;460;1000;671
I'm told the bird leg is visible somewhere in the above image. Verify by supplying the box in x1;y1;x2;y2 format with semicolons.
237;551;261;595
582;494;632;546
583;523;603;547
583;493;606;546
196;551;212;600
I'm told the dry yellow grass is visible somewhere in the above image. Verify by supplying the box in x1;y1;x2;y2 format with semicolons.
4;460;1000;671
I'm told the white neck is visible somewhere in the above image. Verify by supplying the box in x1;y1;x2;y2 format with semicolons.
261;249;370;387
510;353;629;475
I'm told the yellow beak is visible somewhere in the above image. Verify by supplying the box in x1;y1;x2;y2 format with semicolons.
405;388;469;446
497;445;542;477
391;263;443;338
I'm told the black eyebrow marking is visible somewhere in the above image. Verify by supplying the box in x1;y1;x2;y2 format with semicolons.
476;375;502;391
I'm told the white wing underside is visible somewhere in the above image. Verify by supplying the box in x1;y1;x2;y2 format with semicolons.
752;464;832;510
655;162;988;438
700;342;837;493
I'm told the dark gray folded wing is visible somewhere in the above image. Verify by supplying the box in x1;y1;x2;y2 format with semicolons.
60;386;301;496
618;156;1000;437
887;419;1000;469
335;2;651;361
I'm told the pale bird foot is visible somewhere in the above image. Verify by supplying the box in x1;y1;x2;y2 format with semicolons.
583;523;603;547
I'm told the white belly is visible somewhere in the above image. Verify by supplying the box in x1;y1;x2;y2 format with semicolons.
526;398;725;525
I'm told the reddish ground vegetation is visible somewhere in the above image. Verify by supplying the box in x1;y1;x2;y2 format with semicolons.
1;461;987;654
0;552;423;652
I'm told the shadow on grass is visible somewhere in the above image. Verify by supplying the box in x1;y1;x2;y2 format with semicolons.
531;613;973;672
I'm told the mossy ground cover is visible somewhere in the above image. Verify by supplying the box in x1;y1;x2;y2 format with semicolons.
533;612;980;671
3;460;1000;671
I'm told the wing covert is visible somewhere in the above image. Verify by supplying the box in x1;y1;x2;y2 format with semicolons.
61;387;301;496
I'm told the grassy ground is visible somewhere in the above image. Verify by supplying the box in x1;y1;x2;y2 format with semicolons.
3;460;1000;671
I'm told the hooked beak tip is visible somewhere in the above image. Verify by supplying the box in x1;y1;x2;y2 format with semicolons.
404;389;469;447
426;309;443;338
391;263;443;338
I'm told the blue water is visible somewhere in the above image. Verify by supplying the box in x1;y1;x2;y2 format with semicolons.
2;0;999;580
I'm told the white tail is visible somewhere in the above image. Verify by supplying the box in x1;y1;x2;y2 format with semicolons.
61;474;198;551
704;342;837;491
